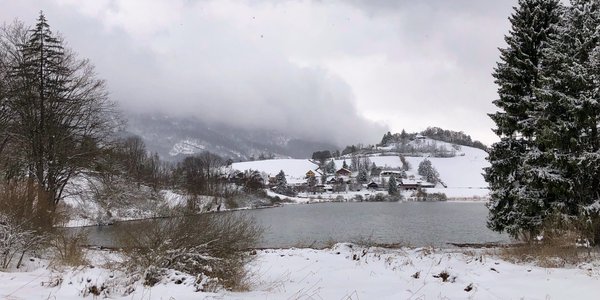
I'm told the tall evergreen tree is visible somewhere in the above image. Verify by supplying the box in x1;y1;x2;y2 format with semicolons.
275;170;287;187
388;176;398;196
534;0;600;224
325;160;336;174
357;168;369;183
2;12;118;221
485;0;562;238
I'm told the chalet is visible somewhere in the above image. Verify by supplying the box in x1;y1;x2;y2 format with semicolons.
305;170;316;178
380;170;403;178
398;179;420;190
398;179;436;190
367;182;379;190
315;184;333;193
314;184;326;193
327;177;340;184
335;167;352;177
419;181;436;188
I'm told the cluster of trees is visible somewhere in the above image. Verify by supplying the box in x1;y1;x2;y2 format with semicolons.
229;169;265;193
420;127;487;151
248;152;275;161
103;136;171;189
349;155;371;172
417;159;440;184
378;130;462;157
311;150;332;163
379;130;412;146
486;0;600;244
0;16;118;227
175;152;229;197
273;170;295;196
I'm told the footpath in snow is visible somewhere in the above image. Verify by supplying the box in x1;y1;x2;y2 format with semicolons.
1;244;599;299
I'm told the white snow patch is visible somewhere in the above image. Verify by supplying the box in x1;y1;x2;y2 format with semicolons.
169;139;206;156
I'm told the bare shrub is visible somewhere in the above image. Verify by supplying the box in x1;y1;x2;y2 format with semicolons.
48;230;88;266
0;181;49;269
433;270;451;282
0;213;45;269
0;179;56;230
501;214;594;267
119;212;263;291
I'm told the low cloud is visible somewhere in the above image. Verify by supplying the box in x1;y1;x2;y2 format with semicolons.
1;0;520;145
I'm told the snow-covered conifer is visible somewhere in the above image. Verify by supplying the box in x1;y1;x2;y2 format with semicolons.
485;0;562;238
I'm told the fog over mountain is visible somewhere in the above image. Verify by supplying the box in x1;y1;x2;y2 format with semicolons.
0;0;520;145
125;113;339;161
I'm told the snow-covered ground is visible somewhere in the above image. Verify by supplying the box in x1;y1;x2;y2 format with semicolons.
2;244;598;299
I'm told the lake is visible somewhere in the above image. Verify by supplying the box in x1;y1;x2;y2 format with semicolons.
75;201;510;248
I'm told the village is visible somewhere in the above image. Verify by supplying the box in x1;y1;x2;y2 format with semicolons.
280;161;437;197
229;136;491;202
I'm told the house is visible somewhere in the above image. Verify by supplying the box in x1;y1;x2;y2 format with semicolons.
398;179;420;190
397;179;436;190
335;167;352;177
314;184;326;193
419;181;436;188
367;182;379;190
305;170;316;178
327;177;340;184
380;170;403;178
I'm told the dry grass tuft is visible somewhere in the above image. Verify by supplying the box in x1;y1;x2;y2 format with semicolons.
500;220;595;268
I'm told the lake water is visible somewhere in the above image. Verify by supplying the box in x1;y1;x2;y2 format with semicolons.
75;202;510;248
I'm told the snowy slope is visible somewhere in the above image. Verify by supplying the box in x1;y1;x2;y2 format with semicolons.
334;140;488;189
405;144;488;188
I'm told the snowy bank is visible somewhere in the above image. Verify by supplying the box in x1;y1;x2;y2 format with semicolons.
1;244;598;299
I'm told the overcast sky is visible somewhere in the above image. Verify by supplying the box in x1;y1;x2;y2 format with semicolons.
0;0;517;146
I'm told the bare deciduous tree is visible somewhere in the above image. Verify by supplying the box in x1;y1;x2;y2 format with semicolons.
0;13;120;224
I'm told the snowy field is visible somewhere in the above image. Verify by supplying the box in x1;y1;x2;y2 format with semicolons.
405;144;489;188
1;244;598;299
